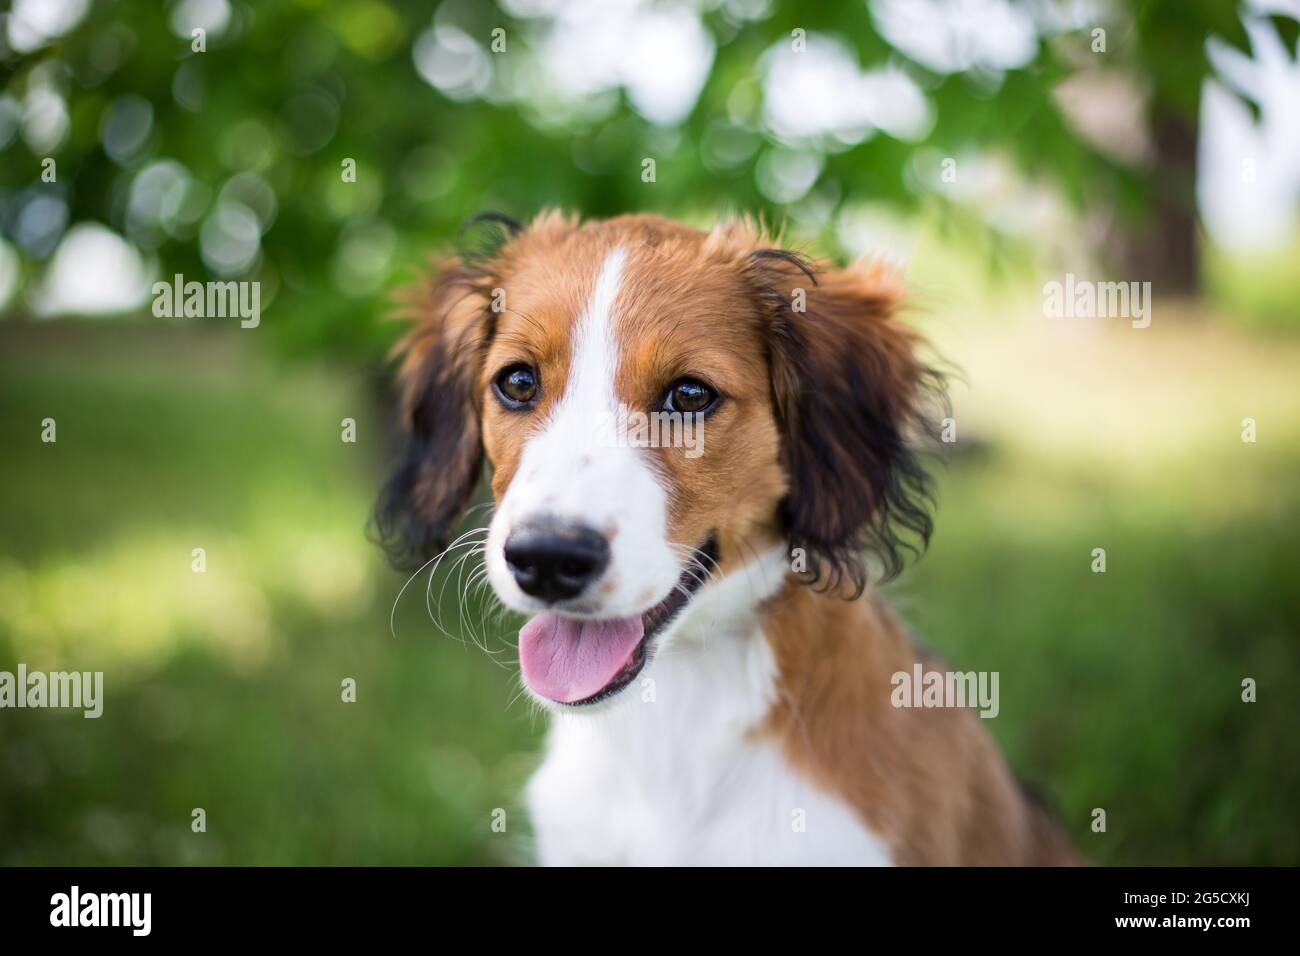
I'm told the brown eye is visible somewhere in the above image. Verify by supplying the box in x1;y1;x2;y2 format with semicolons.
663;379;717;415
494;364;538;407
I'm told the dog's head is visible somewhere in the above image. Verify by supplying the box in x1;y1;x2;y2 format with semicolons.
377;211;941;708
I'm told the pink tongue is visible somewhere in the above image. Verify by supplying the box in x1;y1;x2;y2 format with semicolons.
518;613;645;703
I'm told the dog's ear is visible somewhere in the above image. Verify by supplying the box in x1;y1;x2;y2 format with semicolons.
750;250;944;597
373;256;494;568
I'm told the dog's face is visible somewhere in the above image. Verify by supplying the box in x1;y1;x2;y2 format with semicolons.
378;212;937;709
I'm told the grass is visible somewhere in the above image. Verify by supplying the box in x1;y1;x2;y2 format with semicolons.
1;310;1297;865
0;321;539;865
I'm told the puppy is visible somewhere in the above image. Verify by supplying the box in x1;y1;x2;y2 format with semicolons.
377;210;1077;866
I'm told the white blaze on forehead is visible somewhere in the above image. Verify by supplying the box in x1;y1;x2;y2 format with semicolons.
487;245;683;618
567;245;626;419
525;245;627;459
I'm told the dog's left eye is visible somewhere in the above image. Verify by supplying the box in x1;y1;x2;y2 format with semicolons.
663;378;717;414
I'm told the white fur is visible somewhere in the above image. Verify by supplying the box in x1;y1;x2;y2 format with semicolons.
486;246;682;620
525;546;895;866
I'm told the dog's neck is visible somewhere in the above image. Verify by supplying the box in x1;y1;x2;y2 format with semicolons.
529;546;908;865
530;547;1081;867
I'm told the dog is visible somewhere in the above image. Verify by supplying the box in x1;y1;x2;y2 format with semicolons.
377;210;1078;866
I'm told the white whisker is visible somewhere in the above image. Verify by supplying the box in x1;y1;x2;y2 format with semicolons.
390;525;488;641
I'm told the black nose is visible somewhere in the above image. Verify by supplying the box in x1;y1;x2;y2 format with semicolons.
504;524;610;602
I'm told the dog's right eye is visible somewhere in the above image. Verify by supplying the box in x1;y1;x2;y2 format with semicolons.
493;364;539;408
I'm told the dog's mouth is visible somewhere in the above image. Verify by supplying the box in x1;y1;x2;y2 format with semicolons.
517;535;718;707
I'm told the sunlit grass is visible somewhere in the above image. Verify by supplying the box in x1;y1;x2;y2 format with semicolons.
1205;236;1300;334
899;296;1300;865
0;323;538;865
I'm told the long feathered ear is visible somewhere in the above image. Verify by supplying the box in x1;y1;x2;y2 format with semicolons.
373;256;494;569
751;250;945;597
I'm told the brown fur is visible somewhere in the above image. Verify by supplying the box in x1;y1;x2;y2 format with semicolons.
758;582;1079;865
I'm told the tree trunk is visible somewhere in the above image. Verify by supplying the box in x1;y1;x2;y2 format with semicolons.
1122;110;1201;295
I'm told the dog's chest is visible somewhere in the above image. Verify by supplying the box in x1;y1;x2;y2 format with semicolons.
524;626;893;866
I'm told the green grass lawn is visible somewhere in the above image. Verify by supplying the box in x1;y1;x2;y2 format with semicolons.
1;314;1297;865
0;321;540;865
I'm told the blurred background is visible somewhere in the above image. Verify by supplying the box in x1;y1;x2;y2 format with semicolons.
1;0;1298;865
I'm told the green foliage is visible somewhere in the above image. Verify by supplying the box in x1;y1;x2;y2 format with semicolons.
0;0;1264;363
